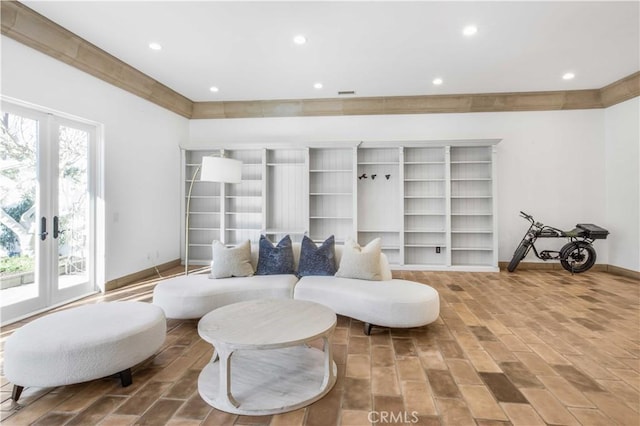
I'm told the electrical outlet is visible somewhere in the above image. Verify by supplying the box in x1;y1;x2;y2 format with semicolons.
436;246;441;254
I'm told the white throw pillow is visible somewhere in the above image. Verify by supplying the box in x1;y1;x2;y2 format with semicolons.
335;238;382;281
210;240;254;279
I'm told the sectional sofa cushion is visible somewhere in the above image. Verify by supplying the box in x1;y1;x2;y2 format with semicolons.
335;238;382;281
294;276;440;328
256;235;295;275
298;235;337;277
152;273;298;319
210;240;254;279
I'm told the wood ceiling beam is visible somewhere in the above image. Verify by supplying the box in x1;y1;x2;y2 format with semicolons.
1;0;193;118
191;89;608;119
2;1;638;120
600;71;640;108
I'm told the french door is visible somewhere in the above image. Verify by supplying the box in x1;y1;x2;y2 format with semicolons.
1;102;97;324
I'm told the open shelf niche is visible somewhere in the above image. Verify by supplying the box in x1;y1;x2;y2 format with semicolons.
309;147;356;244
264;149;308;243
403;147;448;267
357;147;402;265
183;150;222;265
449;146;497;267
224;149;264;246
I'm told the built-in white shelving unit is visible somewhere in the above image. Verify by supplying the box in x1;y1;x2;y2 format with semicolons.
449;146;498;268
224;149;264;246
357;147;402;264
403;147;448;267
183;150;222;265
308;147;356;244
182;140;499;271
264;149;308;243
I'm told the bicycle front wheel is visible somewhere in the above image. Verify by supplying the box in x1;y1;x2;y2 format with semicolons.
507;241;530;272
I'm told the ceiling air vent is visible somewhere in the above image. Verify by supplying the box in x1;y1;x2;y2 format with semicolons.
338;90;356;95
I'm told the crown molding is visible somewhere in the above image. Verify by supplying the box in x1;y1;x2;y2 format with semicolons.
2;1;638;120
1;0;193;118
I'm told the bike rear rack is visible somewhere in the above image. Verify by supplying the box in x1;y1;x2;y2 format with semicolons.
576;224;609;239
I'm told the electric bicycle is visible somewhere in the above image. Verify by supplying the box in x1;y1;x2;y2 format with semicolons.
507;211;609;273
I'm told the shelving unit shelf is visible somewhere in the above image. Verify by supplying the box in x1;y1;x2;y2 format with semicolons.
182;140;499;271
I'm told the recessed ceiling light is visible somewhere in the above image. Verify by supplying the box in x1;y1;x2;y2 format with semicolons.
563;72;575;80
314;82;323;89
433;78;443;85
209;86;219;92
293;35;307;45
463;25;478;36
148;42;162;51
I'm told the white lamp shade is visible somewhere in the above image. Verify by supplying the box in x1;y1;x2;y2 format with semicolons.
200;156;242;183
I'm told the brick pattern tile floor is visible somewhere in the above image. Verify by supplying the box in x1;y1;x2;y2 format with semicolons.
1;268;638;425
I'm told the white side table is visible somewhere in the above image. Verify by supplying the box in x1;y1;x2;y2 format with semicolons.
197;298;337;415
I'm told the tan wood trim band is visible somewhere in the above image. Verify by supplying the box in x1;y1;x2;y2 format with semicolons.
105;259;181;291
600;71;640;108
497;261;639;280
191;89;606;119
497;261;608;272
606;264;640;281
2;1;638;120
1;1;193;118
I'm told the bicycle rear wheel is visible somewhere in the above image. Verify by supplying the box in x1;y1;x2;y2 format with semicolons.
507;241;530;272
560;242;596;273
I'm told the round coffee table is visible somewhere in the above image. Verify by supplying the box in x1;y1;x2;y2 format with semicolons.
197;298;337;415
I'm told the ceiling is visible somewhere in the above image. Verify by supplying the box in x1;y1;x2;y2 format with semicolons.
23;1;640;102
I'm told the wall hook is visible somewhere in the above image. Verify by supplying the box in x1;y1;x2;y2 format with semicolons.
358;173;368;180
385;174;391;180
371;174;377;180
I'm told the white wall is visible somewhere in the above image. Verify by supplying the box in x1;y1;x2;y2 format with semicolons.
189;109;610;264
605;98;640;271
1;37;188;284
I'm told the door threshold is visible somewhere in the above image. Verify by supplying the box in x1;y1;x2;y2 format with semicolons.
1;290;100;327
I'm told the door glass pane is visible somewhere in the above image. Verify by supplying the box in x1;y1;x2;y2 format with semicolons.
57;125;89;289
0;112;39;306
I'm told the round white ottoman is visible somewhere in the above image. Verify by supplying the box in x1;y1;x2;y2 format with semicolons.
4;301;166;402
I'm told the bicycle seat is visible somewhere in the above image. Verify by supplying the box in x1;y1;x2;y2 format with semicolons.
563;228;585;238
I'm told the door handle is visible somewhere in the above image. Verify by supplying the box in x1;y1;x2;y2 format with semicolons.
53;216;64;239
40;217;48;241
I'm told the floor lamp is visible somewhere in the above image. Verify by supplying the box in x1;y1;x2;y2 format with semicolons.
185;155;242;274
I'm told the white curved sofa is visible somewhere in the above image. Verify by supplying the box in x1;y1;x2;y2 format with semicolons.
294;276;439;334
152;273;298;320
153;245;299;320
152;243;439;334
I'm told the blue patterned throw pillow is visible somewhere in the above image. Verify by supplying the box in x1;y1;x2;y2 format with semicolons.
298;235;337;277
256;235;295;275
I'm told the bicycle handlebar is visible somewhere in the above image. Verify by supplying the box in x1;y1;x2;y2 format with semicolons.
519;211;534;222
519;212;558;233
